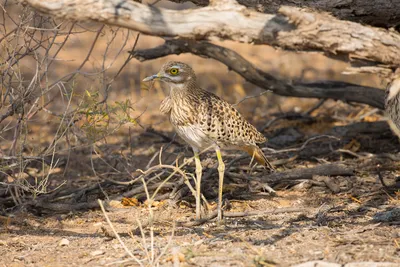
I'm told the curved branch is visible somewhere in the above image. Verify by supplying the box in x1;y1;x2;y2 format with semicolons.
132;39;385;109
23;0;400;67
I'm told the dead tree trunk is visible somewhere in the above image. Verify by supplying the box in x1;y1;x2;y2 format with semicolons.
169;0;400;28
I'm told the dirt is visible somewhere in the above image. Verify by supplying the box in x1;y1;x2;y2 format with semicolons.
1;187;399;266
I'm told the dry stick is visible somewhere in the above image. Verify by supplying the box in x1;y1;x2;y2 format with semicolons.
35;25;104;102
261;115;293;131
149;164;196;200
129;220;176;266
144;128;184;147
263;110;316;126
304;99;327;115
92;147;122;175
121;182;175;200
139;176;155;263
146;150;160;170
65;25;104;83
138;145;214;212
135;218;152;264
128;168;167;187
259;163;354;184
153;222;175;265
179;207;308;227
97;29;132;106
9;114;23;156
233;91;271;107
264;134;340;155
335;149;363;159
43;23;76;75
42;91;75;156
30;199;101;213
98;199;144;267
0;26;18;43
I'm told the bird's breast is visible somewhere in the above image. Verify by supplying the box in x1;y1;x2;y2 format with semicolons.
174;124;213;151
168;101;211;150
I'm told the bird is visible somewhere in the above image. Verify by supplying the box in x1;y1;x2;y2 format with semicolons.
143;61;274;221
385;69;400;138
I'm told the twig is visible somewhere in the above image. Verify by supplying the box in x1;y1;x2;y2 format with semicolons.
98;199;143;267
260;112;315;131
233;91;271;107
65;25;104;83
304;99;326;115
144;128;184;147
336;149;363;158
259;163;354;184
264;135;340;154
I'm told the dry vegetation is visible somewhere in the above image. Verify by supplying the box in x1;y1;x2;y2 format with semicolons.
1;1;399;266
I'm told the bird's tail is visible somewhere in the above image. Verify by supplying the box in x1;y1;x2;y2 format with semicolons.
243;145;275;171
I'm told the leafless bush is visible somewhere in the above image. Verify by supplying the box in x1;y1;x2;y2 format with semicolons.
0;1;138;207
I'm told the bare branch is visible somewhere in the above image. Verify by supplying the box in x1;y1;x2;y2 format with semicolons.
22;0;400;67
261;163;355;184
131;39;385;109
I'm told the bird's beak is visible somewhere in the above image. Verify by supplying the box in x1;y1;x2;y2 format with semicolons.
142;73;162;82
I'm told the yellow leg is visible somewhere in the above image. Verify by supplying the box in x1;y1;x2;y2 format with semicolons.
194;152;202;220
216;148;225;221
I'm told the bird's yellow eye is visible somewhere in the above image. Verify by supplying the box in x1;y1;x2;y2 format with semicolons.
169;68;179;75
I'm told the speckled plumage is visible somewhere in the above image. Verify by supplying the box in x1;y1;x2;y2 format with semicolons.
159;61;273;169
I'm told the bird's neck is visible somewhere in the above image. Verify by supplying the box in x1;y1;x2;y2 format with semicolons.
169;79;199;100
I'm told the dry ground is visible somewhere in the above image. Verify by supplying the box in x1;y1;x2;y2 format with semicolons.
1;3;400;266
1;101;400;266
1;188;400;267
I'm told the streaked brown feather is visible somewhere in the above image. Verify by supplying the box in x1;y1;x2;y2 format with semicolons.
242;145;275;171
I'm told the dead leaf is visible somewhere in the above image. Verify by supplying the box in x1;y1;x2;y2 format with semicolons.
143;199;164;208
121;197;139;207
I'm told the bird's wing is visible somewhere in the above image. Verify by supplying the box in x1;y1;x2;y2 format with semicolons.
195;91;266;146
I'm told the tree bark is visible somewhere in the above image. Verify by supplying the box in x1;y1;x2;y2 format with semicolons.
22;0;400;69
132;39;385;109
170;0;400;28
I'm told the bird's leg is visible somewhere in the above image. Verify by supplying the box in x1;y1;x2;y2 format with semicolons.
215;148;225;221
194;151;203;220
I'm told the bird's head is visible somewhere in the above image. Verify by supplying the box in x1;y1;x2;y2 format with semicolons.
142;61;196;85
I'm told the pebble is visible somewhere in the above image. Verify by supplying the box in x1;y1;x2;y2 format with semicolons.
59;238;70;247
